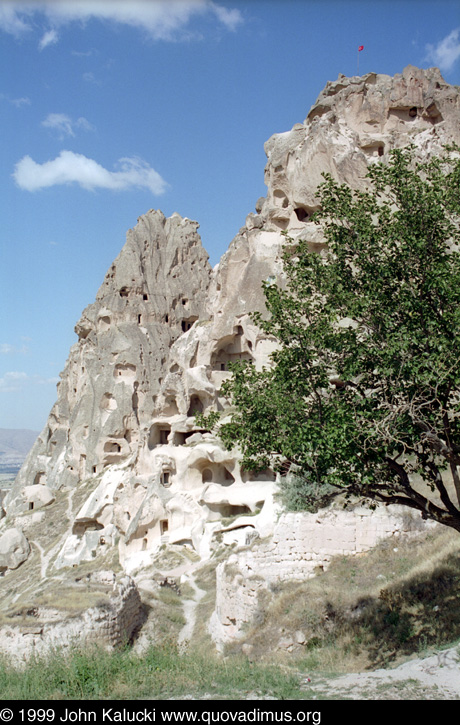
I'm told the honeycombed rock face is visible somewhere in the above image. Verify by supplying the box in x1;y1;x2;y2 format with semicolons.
5;210;211;516
1;67;459;649
260;65;460;235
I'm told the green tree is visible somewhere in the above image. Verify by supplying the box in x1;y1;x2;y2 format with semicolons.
213;146;460;531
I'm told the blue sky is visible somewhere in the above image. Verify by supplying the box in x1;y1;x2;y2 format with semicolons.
1;0;460;432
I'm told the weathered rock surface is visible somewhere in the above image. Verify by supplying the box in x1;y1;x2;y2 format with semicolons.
0;527;30;571
1;66;459;652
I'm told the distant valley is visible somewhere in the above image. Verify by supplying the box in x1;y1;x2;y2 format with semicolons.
0;428;39;478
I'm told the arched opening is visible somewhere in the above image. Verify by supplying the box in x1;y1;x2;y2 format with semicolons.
172;431;194;446
104;441;121;453
148;423;171;449
211;343;254;372
161;396;179;416
202;468;213;483
294;207;309;222
181;316;198;333
200;463;235;486
188;395;204;416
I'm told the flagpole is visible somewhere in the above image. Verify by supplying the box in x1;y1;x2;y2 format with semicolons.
357;45;364;75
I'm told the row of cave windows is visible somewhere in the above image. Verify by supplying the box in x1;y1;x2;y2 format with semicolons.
157;466;275;488
148;425;204;449
119;289;196;332
117;292;251;342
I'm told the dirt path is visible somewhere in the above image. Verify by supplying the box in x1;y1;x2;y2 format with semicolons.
178;572;206;653
304;646;460;700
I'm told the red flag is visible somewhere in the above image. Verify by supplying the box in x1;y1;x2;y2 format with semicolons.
358;45;364;51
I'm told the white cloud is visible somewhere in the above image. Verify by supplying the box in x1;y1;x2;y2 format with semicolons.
0;2;31;36
426;28;460;72
0;93;31;107
82;71;100;85
10;95;31;107
38;27;58;50
0;371;28;393
0;344;28;355
41;113;94;139
13;150;169;194
0;371;58;393
0;1;243;45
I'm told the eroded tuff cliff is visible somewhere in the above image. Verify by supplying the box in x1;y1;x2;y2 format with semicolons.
1;66;459;654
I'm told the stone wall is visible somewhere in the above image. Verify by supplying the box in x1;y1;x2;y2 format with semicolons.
210;504;435;647
0;573;144;663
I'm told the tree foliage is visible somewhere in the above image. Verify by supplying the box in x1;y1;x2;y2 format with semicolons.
213;145;460;531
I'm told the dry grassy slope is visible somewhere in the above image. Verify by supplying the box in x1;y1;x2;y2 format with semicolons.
183;524;460;685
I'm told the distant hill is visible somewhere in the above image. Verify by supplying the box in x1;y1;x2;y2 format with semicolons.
0;429;39;473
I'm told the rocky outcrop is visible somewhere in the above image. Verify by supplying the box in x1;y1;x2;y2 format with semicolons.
260;65;460;237
0;527;30;571
1;66;459;649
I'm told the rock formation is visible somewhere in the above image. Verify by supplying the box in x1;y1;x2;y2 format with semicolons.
1;66;459;655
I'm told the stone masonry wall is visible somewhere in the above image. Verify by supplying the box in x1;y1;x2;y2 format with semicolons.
210;504;435;646
0;573;143;663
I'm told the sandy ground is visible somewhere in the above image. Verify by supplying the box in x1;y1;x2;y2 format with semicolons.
304;645;460;700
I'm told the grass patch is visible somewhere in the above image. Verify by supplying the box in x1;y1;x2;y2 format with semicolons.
235;525;460;672
0;643;307;700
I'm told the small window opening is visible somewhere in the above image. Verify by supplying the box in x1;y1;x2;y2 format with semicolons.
29;502;34;511
202;468;213;483
119;287;129;298
409;106;417;118
161;471;171;487
143;294;148;301
160;520;169;535
181;319;195;332
165;314;169;323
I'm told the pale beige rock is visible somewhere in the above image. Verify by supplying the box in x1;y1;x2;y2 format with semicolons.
3;67;460;649
0;528;30;570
